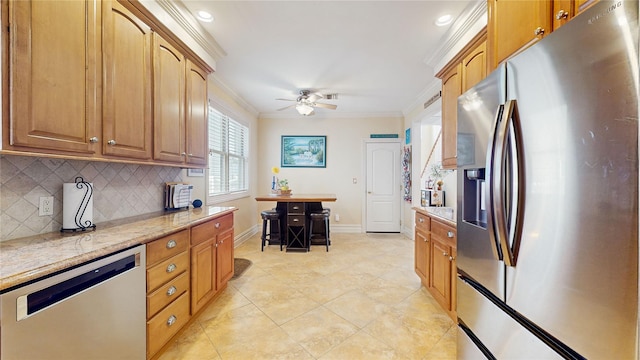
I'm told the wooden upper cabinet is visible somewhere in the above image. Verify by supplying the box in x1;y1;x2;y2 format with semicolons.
185;60;209;166
102;1;152;159
462;40;487;93
8;0;98;154
153;34;186;163
440;64;462;170
488;0;552;70
575;0;599;15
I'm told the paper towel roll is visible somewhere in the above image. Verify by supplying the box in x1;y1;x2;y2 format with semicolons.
62;178;94;231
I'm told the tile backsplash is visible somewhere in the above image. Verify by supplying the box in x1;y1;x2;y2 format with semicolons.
0;155;183;241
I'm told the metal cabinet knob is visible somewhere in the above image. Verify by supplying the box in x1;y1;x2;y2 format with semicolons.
418;218;424;223
555;10;569;20
181;152;186;156
167;315;177;326
107;139;116;145
166;263;177;273
292;218;299;222
443;252;449;257
188;153;193;156
534;27;545;36
449;256;455;261
215;223;220;229
166;285;177;296
447;231;454;238
89;137;99;143
166;239;177;249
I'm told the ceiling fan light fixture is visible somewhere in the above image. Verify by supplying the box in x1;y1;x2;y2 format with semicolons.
296;103;314;116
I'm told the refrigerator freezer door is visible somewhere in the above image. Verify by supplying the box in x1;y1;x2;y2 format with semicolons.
457;67;506;299
457;278;562;359
504;1;638;358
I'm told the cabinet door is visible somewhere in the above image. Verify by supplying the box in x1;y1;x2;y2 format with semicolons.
102;0;152;159
190;239;216;314
553;0;573;30
216;228;234;287
489;0;552;69
9;0;98;154
414;227;430;283
430;239;452;311
153;34;186;163
185;60;208;166
575;0;598;15
461;41;486;93
441;64;461;169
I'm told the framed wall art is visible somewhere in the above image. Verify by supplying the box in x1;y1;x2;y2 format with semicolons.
281;135;326;168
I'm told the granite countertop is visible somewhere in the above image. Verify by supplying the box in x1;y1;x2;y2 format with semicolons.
0;206;236;292
413;206;456;227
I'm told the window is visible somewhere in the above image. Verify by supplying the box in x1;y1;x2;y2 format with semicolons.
208;106;249;201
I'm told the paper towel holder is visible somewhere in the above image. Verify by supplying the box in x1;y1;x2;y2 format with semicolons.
61;176;97;233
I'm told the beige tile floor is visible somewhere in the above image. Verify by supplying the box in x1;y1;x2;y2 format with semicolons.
159;232;457;359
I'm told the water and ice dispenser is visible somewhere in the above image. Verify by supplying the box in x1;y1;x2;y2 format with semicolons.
462;168;487;228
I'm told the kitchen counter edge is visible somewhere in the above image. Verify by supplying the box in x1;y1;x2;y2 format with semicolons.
412;207;456;227
0;206;237;292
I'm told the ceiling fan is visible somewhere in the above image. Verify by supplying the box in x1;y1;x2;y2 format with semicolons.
276;90;337;116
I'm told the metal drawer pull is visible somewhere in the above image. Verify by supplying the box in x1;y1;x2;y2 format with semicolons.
167;315;177;326
107;139;116;145
166;239;177;249
215;223;220;229
534;27;545;36
418;218;424;223
166;286;177;296
89;136;99;143
293;218;299;222
166;263;177;273
293;206;299;210
447;231;454;238
555;10;568;20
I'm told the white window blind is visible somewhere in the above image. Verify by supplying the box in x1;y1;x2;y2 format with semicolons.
208;107;249;198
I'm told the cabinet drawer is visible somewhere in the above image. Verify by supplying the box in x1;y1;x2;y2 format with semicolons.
147;251;189;292
432;220;456;247
147;229;189;266
287;202;304;214
147;291;190;358
415;213;430;231
191;213;233;246
288;215;306;227
147;270;189;318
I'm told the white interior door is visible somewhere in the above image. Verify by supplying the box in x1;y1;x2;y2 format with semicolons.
365;140;401;232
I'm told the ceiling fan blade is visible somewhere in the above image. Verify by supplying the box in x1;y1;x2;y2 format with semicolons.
314;103;337;110
277;104;296;111
276;98;296;102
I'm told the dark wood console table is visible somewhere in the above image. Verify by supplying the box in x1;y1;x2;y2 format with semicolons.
255;194;337;252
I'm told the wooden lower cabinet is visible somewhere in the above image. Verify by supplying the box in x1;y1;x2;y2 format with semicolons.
414;212;457;321
190;213;235;315
145;229;191;359
144;212;235;359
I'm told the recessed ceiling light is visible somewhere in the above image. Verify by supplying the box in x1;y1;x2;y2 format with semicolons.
435;14;453;27
196;10;214;23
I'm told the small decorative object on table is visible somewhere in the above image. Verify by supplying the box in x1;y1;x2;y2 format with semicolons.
277;178;291;195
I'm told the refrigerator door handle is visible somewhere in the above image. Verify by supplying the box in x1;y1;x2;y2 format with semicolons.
494;100;525;267
485;105;504;261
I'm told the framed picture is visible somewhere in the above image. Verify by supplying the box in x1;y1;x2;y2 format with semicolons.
428;190;445;206
187;168;204;177
281;135;326;168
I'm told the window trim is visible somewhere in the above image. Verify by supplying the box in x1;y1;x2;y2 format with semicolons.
206;98;250;205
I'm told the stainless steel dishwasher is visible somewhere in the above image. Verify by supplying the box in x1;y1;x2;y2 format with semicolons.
0;244;146;360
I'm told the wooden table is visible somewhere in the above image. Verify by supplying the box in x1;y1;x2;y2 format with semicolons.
256;194;337;252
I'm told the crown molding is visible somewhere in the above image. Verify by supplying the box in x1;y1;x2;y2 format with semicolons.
154;0;227;61
402;78;442;117
210;75;260;118
423;0;487;70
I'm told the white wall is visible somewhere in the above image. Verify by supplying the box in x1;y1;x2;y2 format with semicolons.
257;115;403;232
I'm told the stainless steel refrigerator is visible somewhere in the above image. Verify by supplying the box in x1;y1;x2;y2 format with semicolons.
456;1;639;358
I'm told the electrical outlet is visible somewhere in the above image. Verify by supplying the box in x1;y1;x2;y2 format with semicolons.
39;196;54;216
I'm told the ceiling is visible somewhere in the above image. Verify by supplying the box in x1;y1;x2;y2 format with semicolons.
180;1;479;118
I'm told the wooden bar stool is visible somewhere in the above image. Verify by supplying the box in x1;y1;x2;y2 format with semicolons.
308;209;330;252
261;209;283;251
